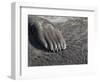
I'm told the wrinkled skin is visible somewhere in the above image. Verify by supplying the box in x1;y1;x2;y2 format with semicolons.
28;16;66;52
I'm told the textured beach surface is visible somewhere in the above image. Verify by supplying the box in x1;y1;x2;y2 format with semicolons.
28;16;88;66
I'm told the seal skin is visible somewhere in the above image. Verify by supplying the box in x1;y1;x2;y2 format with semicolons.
28;15;66;52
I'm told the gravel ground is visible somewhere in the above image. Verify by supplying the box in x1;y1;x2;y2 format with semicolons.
28;16;88;66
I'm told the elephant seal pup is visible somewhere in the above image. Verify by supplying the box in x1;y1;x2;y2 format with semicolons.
28;15;66;52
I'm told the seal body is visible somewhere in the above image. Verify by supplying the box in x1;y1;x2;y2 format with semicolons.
28;15;66;52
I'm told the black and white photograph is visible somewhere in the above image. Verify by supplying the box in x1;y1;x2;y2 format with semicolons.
28;15;88;66
11;2;96;79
